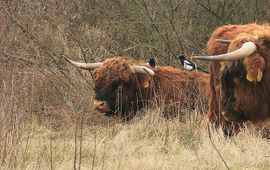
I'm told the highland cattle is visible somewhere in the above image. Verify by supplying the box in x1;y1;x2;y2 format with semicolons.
194;23;270;135
66;56;209;119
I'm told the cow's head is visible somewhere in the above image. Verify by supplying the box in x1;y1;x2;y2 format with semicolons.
66;57;154;117
194;33;270;83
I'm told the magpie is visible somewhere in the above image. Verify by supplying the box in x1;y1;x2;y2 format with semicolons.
178;55;197;71
177;55;209;73
148;58;156;68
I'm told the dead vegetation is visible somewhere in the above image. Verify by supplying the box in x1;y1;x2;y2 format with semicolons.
1;0;270;169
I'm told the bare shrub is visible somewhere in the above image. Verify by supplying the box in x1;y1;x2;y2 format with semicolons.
0;0;270;169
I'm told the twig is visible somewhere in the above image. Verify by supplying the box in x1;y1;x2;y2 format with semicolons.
4;2;90;93
73;121;78;170
194;0;224;22
207;124;230;170
74;36;94;79
134;0;176;64
224;0;242;22
91;134;97;170
153;0;185;53
49;133;53;170
78;111;85;170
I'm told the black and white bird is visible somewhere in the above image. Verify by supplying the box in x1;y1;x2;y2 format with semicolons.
177;55;209;73
178;55;197;71
148;58;156;68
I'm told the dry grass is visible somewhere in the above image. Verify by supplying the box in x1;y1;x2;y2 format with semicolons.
0;110;269;170
1;1;270;169
0;66;269;170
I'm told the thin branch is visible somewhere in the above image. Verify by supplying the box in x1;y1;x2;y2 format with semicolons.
6;9;76;86
224;0;242;22
194;0;224;22
153;0;185;54
4;1;94;95
140;0;176;63
75;38;94;79
91;134;97;170
221;0;227;18
78;111;85;170
73;120;78;170
207;124;230;170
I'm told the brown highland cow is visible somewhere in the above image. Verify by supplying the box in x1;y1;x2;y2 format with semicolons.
66;56;209;119
194;23;270;136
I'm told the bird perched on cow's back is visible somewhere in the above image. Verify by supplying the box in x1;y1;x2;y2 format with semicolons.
148;58;156;68
178;55;197;71
178;55;208;73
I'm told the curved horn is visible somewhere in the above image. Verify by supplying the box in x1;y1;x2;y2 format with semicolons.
193;42;257;61
216;39;232;44
130;65;155;76
64;57;103;70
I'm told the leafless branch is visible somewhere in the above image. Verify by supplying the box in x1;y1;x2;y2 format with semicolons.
194;0;224;22
207;124;230;170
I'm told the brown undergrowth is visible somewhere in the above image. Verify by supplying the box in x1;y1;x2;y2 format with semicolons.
0;65;269;170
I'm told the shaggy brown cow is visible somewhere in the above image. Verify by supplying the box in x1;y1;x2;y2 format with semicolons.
194;23;270;135
66;56;209;119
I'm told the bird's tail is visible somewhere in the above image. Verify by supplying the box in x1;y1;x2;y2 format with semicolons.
196;67;209;73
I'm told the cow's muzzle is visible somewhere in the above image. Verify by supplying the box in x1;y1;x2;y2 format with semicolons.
93;100;111;113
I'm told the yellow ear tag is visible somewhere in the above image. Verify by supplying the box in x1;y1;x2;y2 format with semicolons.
143;80;149;88
257;69;263;82
246;72;254;82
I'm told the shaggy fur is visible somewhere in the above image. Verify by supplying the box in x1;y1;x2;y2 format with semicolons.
94;57;141;87
153;67;209;106
206;24;270;135
93;56;209;118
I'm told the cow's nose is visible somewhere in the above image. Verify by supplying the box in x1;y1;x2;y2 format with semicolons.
93;100;110;113
93;100;104;108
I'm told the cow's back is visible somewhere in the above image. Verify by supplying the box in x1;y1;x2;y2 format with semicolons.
153;66;209;108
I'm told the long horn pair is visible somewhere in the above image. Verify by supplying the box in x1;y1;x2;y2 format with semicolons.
65;57;154;76
193;41;257;61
